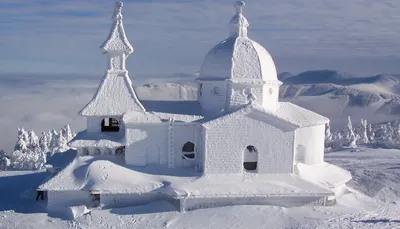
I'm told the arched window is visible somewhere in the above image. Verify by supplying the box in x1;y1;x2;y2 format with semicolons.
101;118;120;132
243;145;258;171
182;142;195;159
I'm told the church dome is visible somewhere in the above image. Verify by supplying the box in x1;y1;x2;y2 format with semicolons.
199;1;278;84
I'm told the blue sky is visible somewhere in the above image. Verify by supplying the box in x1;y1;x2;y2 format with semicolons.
0;0;400;76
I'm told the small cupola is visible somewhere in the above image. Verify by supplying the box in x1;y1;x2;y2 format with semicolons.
197;1;282;114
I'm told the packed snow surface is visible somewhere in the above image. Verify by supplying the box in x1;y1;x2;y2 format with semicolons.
1;147;400;228
38;156;330;198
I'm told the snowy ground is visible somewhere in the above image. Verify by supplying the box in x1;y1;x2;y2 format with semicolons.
1;147;400;229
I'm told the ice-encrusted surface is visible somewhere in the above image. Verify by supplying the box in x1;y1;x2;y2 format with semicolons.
202;102;328;129
100;2;133;54
69;130;124;148
38;155;331;198
79;71;145;116
199;2;277;83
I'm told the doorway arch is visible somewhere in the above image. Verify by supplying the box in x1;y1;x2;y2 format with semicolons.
243;145;258;171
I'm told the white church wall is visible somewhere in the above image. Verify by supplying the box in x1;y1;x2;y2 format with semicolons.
199;82;227;115
294;125;325;165
100;193;158;208
87;117;103;133
172;123;201;169
47;191;90;213
204;114;294;174
262;84;279;112
125;124;168;166
182;195;327;211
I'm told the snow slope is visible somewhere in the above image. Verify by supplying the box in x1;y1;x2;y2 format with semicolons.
1;147;400;228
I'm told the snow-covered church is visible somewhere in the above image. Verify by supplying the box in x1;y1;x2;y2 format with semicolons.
39;1;352;214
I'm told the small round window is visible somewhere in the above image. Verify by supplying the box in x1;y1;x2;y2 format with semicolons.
242;88;251;96
212;86;222;96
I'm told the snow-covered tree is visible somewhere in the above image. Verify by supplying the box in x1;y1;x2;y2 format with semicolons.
56;133;69;153
28;130;39;152
0;150;10;171
367;123;374;142
360;119;369;144
325;123;332;142
14;128;29;152
49;129;59;155
9;150;41;170
346;116;357;148
39;132;50;154
61;124;74;142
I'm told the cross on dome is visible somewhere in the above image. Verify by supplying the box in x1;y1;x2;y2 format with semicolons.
235;1;245;14
229;1;249;37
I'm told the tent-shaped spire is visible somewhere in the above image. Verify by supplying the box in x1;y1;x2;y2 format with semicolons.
100;2;133;54
80;2;145;116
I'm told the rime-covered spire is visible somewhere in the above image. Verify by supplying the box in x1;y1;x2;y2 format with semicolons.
229;1;249;37
100;2;133;55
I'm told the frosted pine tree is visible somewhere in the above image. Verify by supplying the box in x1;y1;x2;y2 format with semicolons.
39;132;50;154
346;116;357;148
62;124;74;142
56;133;68;153
385;122;394;148
49;129;59;155
360;119;369;144
28;130;39;152
14;128;29;152
367;123;375;142
325;123;332;142
0;150;10;171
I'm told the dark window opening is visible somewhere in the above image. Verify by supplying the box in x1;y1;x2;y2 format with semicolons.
90;194;100;207
246;145;257;153
243;162;257;171
115;146;125;155
199;84;203;96
101;118;120;132
182;142;195;159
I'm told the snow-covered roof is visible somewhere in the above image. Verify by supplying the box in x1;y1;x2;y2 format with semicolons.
38;156;331;198
100;2;133;54
79;71;145;116
198;1;279;84
38;156;163;193
69;130;124;148
202;102;329;130
153;112;203;123
123;101;203;126
123;111;161;125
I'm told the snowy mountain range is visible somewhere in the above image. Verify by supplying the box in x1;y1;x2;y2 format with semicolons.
279;70;400;113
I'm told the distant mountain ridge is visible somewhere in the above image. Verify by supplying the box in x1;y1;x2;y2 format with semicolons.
279;70;400;87
277;70;400;123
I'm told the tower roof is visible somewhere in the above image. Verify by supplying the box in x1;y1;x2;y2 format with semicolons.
80;2;145;117
198;1;279;84
100;2;133;54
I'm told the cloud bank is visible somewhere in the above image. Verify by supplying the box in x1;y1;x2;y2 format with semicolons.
0;0;399;76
